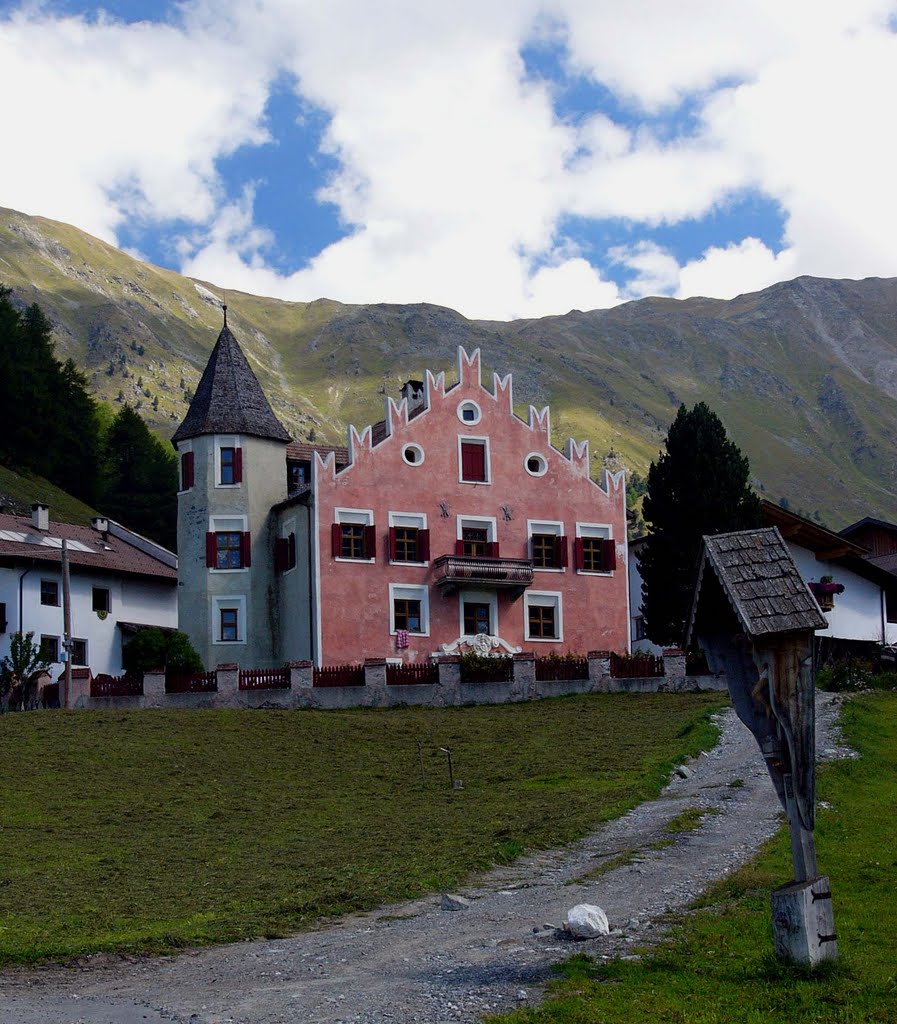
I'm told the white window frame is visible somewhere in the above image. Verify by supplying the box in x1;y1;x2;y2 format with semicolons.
214;434;241;489
178;439;194;493
527;519;565;573
457;435;491;484
281;515;297;576
334;507;375;564
524;590;563;643
389;583;430;636
457;400;482;425
459;589;499;639
456;515;497;543
70;638;89;666
401;443;425;466
212;594;247;645
524;451;548;477
575;522;614;576
388;511;429;566
209;514;249;574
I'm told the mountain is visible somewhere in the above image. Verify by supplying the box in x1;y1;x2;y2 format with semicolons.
1;206;895;528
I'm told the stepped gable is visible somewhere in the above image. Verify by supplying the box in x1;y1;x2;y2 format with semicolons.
172;323;291;444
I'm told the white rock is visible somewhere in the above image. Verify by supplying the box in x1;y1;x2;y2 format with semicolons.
675;765;693;779
440;893;471;911
564;903;610;939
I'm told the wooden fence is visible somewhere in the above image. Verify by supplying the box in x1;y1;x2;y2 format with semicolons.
239;668;290;690
386;662;439;686
610;652;665;678
166;670;218;694
91;673;144;697
535;656;589;682
313;664;366;687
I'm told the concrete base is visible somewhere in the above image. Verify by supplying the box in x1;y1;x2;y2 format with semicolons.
772;876;837;967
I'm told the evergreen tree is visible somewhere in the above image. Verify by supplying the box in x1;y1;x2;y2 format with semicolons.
638;403;762;646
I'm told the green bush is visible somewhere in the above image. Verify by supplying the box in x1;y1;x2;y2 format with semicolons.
122;628;203;674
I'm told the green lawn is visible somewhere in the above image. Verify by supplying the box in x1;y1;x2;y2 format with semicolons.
0;693;723;964
490;693;897;1024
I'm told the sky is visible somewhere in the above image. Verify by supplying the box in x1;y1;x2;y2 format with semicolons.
0;1;895;320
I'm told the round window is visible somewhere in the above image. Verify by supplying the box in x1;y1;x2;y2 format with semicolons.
402;443;424;466
457;401;481;425
525;453;548;477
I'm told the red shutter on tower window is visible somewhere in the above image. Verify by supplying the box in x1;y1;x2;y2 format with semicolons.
556;535;569;567
206;532;217;568
418;529;430;561
486;541;500;558
388;526;397;560
233;447;243;483
363;524;376;559
274;537;289;571
331;522;342;557
460;441;486;481
455;539;465;556
182;451;194;489
573;537;584;571
241;532;252;567
288;532;296;569
601;538;617;571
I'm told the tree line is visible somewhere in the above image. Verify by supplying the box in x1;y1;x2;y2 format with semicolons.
0;287;177;549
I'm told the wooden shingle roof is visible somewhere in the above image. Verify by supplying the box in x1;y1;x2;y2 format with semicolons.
172;324;291;445
690;527;827;640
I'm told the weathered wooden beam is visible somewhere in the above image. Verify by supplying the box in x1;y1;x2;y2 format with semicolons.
772;876;837;966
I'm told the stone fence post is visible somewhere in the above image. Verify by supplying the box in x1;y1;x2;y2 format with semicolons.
67;667;92;708
289;660;313;688
512;652;535;700
588;650;612;692
663;648;686;683
216;663;239;707
435;655;461;705
143;667;166;707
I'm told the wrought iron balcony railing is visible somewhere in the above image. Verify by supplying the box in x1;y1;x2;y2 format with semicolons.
432;554;535;592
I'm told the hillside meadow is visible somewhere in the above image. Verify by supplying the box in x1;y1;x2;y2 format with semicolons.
0;692;723;964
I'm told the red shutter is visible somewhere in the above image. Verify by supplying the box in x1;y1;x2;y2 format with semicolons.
288;532;297;569
274;537;288;571
573;537;584;571
331;522;342;557
364;524;376;559
241;532;252;567
388;526;397;560
418;529;430;561
233;447;243;483
182;451;194;489
206;532;217;568
455;539;465;556
486;541;500;558
602;538;617;571
556;535;569;568
460;441;486;481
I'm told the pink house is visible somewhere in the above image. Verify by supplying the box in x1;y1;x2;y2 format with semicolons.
175;329;629;668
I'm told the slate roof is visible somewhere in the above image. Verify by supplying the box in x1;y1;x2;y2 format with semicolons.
691;527;827;640
0;513;177;581
172;324;291;444
286;441;349;465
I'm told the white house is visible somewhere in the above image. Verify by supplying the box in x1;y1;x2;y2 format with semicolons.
0;505;178;678
629;500;897;653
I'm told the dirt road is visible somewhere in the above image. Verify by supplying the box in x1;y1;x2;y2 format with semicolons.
0;694;846;1024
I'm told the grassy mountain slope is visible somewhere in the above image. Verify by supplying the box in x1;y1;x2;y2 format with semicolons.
0;465;99;524
1;206;895;528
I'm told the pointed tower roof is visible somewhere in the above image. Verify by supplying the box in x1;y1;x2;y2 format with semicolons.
172;322;291;445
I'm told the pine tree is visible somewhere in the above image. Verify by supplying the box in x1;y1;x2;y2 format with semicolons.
638;403;762;646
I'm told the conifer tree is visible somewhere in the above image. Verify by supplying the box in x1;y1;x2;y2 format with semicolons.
638;402;762;646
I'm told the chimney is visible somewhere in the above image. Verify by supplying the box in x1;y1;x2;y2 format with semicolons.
400;379;425;414
91;516;109;536
31;503;49;532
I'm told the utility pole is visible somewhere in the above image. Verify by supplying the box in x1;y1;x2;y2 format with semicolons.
61;539;72;709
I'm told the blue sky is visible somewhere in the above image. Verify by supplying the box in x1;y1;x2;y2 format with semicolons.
1;1;895;318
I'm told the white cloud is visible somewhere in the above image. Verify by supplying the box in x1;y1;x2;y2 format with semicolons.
1;0;896;318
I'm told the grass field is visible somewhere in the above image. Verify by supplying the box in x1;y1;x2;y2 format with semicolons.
490;692;897;1024
0;693;724;964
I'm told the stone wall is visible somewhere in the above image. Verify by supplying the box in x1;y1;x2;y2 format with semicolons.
71;651;727;710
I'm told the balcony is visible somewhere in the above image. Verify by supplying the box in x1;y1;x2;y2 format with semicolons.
432;554;534;594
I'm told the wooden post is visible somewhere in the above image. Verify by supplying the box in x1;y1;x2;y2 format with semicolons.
772;876;837;966
61;539;72;709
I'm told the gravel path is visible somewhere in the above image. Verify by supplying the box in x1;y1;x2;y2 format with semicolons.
0;694;848;1024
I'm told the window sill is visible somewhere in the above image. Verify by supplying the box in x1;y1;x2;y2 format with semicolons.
389;560;430;568
459;479;490;485
215;639;247;644
533;566;565;573
526;635;563;643
214;483;241;489
390;629;430;638
210;567;249;573
577;570;614;577
334;557;376;564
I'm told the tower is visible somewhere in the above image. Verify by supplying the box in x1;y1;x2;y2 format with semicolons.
172;315;291;669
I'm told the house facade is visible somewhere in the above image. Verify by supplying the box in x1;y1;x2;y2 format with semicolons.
174;327;630;668
0;505;178;677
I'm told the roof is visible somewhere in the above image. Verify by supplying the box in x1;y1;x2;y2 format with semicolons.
841;516;897;539
172;324;291;445
690;527;827;641
0;513;177;581
761;499;866;559
286;441;349;465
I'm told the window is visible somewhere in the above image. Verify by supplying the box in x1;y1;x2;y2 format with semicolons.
464;601;492;636
455;516;498;558
40;579;59;606
212;595;246;644
289;461;310;491
402;443;424;466
70;639;87;665
215;436;242;486
525;452;548;477
39;635;59;662
275;531;297;572
574;524;616;573
459;438;489;483
92;587;111;613
206;516;250;570
527;521;566;570
180;449;194;490
462;527;488;557
220;447;237;484
524;592;563;642
457;401;481;425
532;534;557;567
633;615;647;641
388;513;429;564
389;584;429;635
332;509;375;561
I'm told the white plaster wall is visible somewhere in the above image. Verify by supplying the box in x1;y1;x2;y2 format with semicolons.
0;565;177;677
787;543;887;644
627;545;664;655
